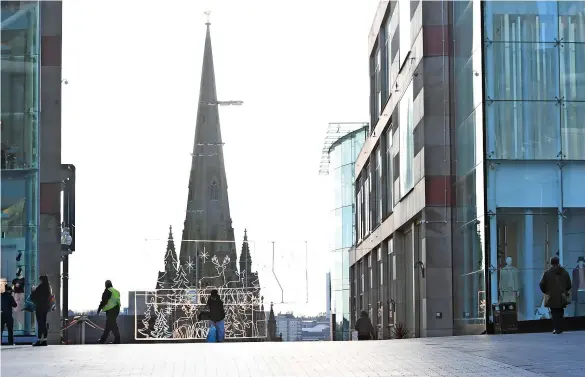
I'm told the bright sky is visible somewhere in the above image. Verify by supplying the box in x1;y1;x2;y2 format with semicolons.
61;0;379;315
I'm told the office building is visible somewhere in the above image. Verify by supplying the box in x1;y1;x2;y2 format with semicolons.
320;122;367;341
1;1;63;344
275;313;302;342
351;0;585;339
350;1;585;337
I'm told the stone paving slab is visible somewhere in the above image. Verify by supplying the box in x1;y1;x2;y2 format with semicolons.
1;332;583;377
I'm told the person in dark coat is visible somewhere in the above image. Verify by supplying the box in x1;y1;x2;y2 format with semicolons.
1;284;18;345
539;256;572;334
355;310;376;340
30;275;52;346
206;289;225;342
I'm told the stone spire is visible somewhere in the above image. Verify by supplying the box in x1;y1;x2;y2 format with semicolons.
239;229;252;277
179;22;238;288
161;226;178;287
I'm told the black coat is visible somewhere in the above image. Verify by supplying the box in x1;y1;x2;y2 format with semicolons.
1;291;17;314
539;265;572;309
207;295;225;322
30;282;51;313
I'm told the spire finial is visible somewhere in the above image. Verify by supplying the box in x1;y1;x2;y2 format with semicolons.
244;228;247;238
204;11;211;26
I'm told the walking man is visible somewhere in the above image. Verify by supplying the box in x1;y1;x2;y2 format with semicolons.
539;256;572;334
355;310;376;340
1;284;17;345
97;280;121;344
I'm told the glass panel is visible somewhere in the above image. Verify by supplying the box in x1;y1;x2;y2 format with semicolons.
561;102;585;160
454;49;483;128
1;170;38;336
399;0;411;67
562;209;585;318
1;3;40;170
385;127;393;214
375;146;382;224
452;214;486;327
560;42;585;101
484;1;559;43
496;208;558;321
399;83;414;196
489;101;561;160
340;164;353;207
559;1;585;43
485;42;559;101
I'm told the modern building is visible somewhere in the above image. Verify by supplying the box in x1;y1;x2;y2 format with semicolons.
320;122;367;341
1;1;63;344
351;0;585;339
325;271;331;320
301;320;330;341
275;313;302;342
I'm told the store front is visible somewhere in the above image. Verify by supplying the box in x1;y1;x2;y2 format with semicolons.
1;1;41;338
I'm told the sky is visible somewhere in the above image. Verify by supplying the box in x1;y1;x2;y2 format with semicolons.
61;0;380;315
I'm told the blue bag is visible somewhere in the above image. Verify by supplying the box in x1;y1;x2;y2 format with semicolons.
206;325;217;343
23;296;35;312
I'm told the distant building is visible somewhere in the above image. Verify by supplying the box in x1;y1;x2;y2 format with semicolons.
275;313;302;342
301;320;330;341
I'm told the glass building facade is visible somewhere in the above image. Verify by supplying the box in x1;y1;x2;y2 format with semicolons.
329;126;367;341
1;1;41;337
452;0;585;334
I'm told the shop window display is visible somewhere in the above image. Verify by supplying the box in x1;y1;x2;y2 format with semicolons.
496;208;558;321
562;209;585;318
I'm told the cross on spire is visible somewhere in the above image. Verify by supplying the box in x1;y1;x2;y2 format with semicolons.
204;11;211;26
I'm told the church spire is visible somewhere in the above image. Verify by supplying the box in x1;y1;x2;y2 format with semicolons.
239;228;252;276
163;225;177;281
178;19;238;288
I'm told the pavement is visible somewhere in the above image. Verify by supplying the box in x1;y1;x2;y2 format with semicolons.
1;332;584;377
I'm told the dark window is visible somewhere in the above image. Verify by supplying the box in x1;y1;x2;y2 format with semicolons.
210;181;219;201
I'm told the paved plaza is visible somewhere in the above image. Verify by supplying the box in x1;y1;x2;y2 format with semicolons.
1;332;584;377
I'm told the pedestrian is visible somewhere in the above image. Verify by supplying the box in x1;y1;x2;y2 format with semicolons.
539;256;572;334
1;284;18;345
97;280;121;344
30;275;52;346
355;310;376;340
207;289;225;342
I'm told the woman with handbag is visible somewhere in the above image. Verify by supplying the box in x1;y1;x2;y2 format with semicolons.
30;275;52;346
539;256;572;334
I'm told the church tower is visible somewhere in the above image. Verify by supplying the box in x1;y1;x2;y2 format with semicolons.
179;20;238;289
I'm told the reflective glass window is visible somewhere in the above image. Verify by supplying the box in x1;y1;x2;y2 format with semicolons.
484;1;559;42
562;208;585;318
399;82;414;196
561;102;585;160
488;101;560;160
485;42;559;101
560;42;585;101
559;1;585;43
398;0;411;68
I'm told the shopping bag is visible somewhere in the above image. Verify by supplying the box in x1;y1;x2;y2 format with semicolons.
49;294;57;312
23;296;35;312
206;325;217;343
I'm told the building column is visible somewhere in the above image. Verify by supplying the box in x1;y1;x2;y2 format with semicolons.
522;209;534;320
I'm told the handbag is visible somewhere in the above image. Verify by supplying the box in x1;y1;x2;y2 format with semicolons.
23;296;35;312
49;294;57;312
206;324;217;343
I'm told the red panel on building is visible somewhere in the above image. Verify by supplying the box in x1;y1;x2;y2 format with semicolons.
425;175;452;206
423;26;451;57
40;183;60;215
41;36;62;67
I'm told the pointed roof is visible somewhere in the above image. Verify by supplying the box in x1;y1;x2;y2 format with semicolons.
178;21;238;286
239;228;252;274
269;302;275;321
164;225;178;266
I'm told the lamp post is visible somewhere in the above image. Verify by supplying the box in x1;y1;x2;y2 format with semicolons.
61;164;76;343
